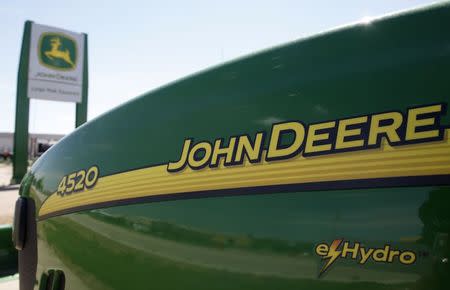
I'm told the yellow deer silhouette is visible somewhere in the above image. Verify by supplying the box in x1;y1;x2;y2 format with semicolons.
44;37;75;68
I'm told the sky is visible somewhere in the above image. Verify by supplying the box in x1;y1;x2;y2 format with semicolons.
0;0;442;134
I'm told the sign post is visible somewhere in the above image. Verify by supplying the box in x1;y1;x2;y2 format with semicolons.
12;21;32;184
12;21;88;184
76;36;88;127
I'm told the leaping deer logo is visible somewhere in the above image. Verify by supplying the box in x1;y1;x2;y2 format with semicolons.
44;37;75;68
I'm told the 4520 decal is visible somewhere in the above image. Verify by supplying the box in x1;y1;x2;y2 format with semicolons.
57;166;99;196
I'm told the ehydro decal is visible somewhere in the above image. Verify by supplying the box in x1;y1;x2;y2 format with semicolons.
315;239;416;277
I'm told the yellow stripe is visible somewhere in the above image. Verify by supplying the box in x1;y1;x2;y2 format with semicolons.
38;131;450;218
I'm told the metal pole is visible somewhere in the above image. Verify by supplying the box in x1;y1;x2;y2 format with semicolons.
12;21;33;184
75;33;88;127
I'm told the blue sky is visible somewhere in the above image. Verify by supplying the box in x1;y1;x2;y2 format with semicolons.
0;0;440;134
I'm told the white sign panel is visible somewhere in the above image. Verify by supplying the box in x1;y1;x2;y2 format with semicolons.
27;23;84;103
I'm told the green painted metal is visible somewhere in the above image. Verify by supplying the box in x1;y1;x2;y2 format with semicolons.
12;20;32;184
0;225;18;277
18;3;450;290
75;33;88;128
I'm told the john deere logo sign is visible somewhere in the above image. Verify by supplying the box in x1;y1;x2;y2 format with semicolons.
28;23;85;103
38;33;77;70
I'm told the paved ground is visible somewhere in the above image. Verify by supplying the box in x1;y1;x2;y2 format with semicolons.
0;185;18;225
0;163;19;290
0;275;19;290
0;163;18;225
0;162;12;187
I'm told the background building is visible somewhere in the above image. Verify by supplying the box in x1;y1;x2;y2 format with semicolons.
0;132;63;159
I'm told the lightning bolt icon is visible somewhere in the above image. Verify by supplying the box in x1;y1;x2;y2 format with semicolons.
319;239;343;277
